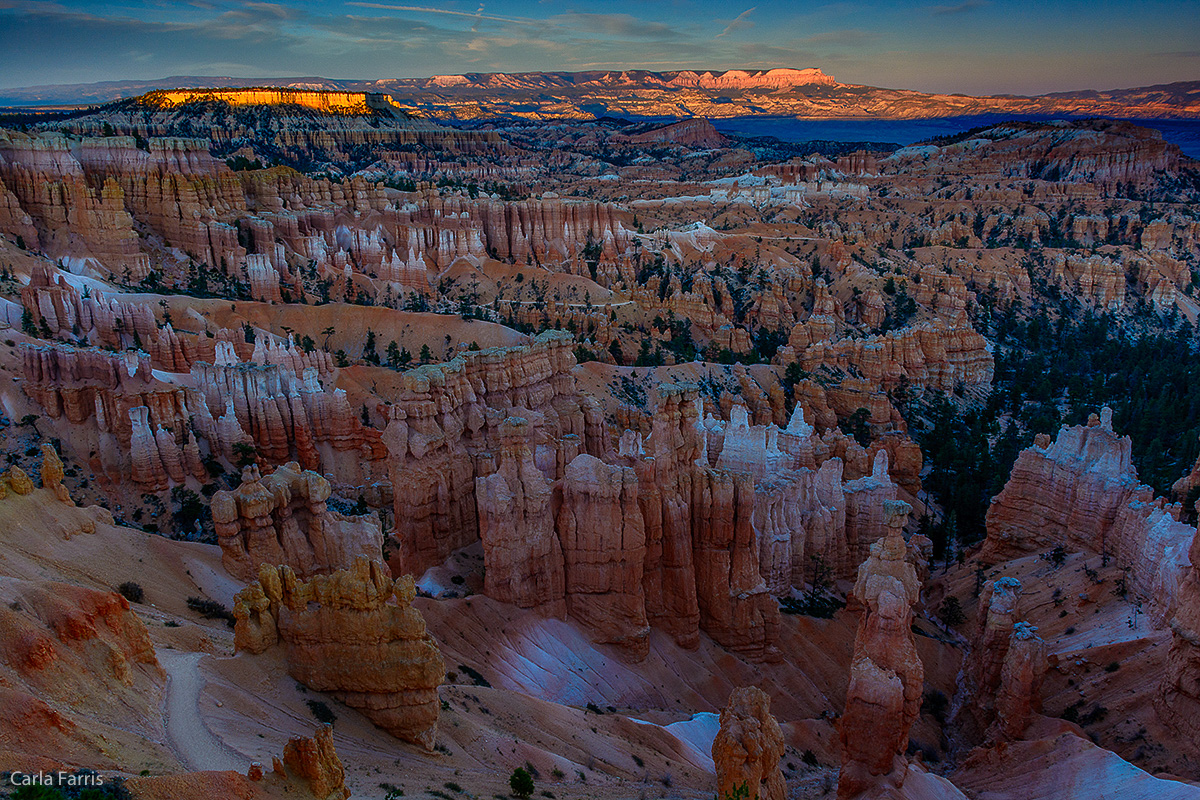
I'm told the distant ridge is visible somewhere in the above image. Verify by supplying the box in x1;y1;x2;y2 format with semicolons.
2;69;1198;121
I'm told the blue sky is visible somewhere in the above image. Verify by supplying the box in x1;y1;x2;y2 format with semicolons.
0;1;1196;94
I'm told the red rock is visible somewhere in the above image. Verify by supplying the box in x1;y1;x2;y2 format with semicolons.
838;499;923;799
983;409;1192;623
476;417;566;616
1156;521;1200;744
282;724;350;800
990;622;1047;743
557;453;649;657
712;686;786;800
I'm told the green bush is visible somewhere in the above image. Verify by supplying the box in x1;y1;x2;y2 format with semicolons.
305;699;337;725
509;767;534;799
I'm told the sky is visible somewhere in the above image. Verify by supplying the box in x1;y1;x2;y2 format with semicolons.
0;0;1197;95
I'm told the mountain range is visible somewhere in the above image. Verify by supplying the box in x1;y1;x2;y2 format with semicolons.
3;68;1199;122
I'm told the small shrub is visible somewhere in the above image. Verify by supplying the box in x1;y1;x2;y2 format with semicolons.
306;699;337;725
1105;661;1120;673
937;596;966;627
186;596;235;627
720;782;750;800
509;767;535;799
801;749;819;767
458;664;491;687
444;783;463;793
117;582;144;603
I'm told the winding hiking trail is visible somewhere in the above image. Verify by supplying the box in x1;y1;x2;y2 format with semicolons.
159;649;245;772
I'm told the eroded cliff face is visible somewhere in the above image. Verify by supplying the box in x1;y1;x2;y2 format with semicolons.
214;462;383;582
983;409;1193;623
557;453;650;656
232;556;445;750
19;334;382;496
476;416;566;616
385;330;600;576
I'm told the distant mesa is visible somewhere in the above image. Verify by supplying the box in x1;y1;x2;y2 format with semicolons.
141;87;402;116
420;67;838;91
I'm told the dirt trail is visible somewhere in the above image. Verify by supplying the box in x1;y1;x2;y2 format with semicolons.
159;649;245;772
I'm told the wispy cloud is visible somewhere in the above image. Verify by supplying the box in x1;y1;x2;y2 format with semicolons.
716;7;755;38
345;2;539;25
927;0;990;15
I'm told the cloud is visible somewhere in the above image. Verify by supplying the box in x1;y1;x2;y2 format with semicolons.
927;0;990;15
345;2;539;26
716;7;755;38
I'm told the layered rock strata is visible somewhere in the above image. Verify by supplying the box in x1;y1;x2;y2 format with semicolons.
232;556;444;750
983;409;1193;622
214;463;383;582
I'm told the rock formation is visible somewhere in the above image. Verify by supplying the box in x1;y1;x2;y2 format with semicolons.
838;499;923;800
1156;521;1200;745
783;320;994;395
712;686;786;800
6;466;34;495
214;463;383;582
556;453;650;657
983;409;1193;622
279;725;351;800
232;556;444;750
476;417;566;615
954;577;1023;746
843;450;900;576
989;621;1047;743
39;443;72;504
385;331;600;577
